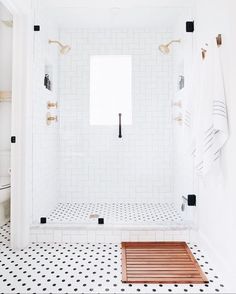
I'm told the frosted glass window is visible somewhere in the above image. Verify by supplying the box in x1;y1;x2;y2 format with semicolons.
90;55;132;125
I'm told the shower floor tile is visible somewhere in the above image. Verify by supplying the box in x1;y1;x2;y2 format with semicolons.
0;222;229;293
47;202;183;224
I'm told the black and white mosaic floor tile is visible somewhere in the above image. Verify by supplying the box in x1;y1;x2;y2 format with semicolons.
47;203;183;224
0;222;228;293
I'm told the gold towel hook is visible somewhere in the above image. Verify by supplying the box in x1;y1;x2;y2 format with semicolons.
201;48;207;60
216;34;222;47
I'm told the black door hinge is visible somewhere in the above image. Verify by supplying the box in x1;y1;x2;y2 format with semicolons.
11;136;16;143
186;21;194;32
34;25;40;31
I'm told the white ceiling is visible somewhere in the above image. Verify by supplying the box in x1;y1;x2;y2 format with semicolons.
39;0;194;29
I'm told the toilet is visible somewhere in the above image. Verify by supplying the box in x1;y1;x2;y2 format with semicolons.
0;177;10;226
0;152;11;226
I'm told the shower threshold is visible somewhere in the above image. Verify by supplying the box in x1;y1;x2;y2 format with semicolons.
30;203;196;243
31;222;193;231
32;202;194;230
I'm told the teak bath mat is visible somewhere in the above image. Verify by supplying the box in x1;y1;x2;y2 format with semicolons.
121;242;208;284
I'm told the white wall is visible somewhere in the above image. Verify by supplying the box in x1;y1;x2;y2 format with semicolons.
32;12;60;223
59;29;174;203
193;0;236;286
0;2;12;90
0;2;12;181
0;0;34;248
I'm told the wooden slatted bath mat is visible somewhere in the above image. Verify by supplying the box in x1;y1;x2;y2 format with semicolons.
121;242;208;284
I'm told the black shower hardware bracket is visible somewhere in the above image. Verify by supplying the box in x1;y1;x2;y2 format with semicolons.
182;195;196;206
186;21;194;32
40;217;47;224
34;25;40;31
118;113;122;138
11;136;16;143
98;218;104;225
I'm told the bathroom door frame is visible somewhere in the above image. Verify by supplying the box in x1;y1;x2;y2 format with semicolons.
1;0;33;249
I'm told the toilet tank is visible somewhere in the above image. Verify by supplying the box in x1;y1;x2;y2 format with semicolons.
0;151;10;177
0;177;10;225
0;102;11;150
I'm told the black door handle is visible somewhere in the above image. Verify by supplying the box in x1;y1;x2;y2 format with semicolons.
118;113;122;138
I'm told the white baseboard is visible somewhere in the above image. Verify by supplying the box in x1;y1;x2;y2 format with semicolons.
198;230;236;293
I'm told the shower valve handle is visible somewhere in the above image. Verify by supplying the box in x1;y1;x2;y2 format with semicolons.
119;113;122;138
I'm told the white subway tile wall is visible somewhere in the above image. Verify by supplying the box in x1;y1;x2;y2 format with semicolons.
59;29;174;203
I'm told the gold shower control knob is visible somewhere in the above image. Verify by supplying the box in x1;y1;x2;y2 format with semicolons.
47;101;58;109
46;112;58;125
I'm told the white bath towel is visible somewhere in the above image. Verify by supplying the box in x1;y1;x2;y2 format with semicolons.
184;40;229;176
183;53;202;158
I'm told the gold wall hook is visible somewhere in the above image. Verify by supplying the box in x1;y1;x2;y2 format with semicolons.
216;34;222;47
47;101;58;109
174;115;183;125
47;112;58;125
201;43;208;60
201;48;207;60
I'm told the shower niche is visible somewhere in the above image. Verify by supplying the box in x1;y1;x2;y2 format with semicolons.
44;64;53;91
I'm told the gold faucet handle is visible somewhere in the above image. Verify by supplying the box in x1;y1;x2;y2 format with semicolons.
174;115;183;125
47;113;58;125
173;101;182;108
47;101;58;109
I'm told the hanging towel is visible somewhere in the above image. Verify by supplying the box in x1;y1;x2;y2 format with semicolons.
183;53;202;158
184;42;229;175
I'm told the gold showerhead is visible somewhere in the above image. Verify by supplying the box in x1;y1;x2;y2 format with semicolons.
48;40;71;55
159;39;181;55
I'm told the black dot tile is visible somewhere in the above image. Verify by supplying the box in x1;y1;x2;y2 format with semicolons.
0;221;227;293
47;203;183;224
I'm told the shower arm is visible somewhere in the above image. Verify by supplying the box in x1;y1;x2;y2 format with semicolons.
166;39;181;46
48;40;64;48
